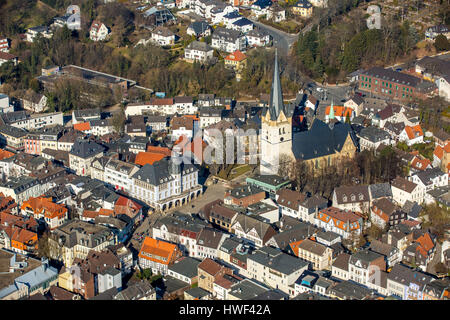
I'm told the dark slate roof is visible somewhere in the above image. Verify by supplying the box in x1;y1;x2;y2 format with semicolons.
212;27;243;42
186;40;213;52
402;200;423;219
387;264;434;290
294;0;313;8
362;67;423;87
369;239;397;257
114;281;154;300
369;183;393;200
185;287;210;299
188;21;211;36
132;158;198;186
332;253;350;271
228;279;270;300
292;119;356;160
349;250;383;269
252;0;272;9
249;246;309;274
223;11;241;19
316;230;341;243
233;18;253;27
292;292;332;300
0;125;28;138
249;289;289;300
168;257;201;279
270;223;316;250
358;126;390;143
334;185;370;205
414;168;447;186
327;280;373;300
425;186;450;207
197;227;226;249
70;139;105;158
348;94;364;106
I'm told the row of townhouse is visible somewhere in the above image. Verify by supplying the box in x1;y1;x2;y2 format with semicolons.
125;97;196;117
1;111;64;131
67;137;202;212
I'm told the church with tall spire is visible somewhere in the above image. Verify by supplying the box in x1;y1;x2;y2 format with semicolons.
260;50;294;175
259;51;357;176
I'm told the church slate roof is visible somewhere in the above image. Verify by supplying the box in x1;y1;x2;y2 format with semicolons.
292;119;356;161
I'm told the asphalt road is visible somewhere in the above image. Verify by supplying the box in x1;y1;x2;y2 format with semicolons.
249;19;299;56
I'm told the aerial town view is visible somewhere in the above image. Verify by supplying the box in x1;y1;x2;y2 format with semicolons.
0;0;449;305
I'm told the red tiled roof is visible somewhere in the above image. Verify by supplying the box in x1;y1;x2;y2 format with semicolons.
146;146;172;156
325;106;354;118
411;157;431;171
434;145;444;160
0;149;14;161
225;50;247;62
21;197;67;220
135;152;167;166
139;237;179;265
74;122;91;132
404;125;423;140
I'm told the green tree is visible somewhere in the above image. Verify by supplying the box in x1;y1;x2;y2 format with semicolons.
112;108;126;134
434;34;450;52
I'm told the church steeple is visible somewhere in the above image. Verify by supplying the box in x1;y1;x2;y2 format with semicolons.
329;99;335;120
268;49;284;121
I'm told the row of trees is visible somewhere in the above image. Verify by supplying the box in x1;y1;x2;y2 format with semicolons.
294;7;420;82
283;146;406;200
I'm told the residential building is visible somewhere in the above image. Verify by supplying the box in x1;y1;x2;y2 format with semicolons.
89;21;109;41
198;258;232;293
291;238;333;270
292;0;313;17
230;214;277;247
246;28;271;47
370;198;406;229
358;126;391;151
69;140;105;176
387;264;434;300
391;176;424;206
211;27;246;53
151;26;175;46
276;189;327;224
332;185;370;214
168;257;201;285
184;41;214;63
114;281;156;300
48;220;116;267
21;196;68;230
315;207;363;240
138;236;182;275
25;26;53;42
187;21;212;38
246;246;309;296
224;185;266;208
369;239;401;267
348;250;386;287
0;251;58;300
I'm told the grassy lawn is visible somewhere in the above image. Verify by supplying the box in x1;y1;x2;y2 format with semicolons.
217;164;251;180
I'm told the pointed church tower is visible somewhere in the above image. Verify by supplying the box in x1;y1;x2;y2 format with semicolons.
260;50;293;175
328;100;335;123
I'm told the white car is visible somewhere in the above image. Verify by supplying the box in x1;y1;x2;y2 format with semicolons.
316;87;324;92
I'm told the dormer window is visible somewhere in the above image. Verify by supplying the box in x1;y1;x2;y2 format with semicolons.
351;195;356;201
